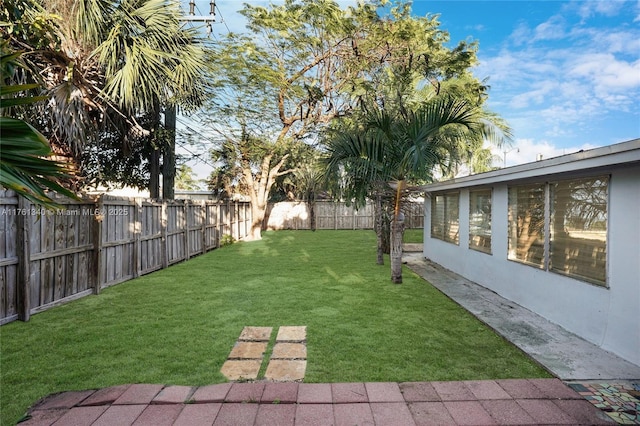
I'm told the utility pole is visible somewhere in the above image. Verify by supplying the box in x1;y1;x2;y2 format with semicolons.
162;1;216;199
503;147;519;168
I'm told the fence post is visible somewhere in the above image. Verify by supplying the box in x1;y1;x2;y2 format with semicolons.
16;197;31;321
217;202;222;248
161;201;168;269
201;201;207;253
133;198;142;278
183;201;189;261
352;206;357;230
92;195;104;295
231;201;236;240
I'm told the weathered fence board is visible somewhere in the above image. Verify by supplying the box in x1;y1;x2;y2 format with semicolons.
0;191;251;324
267;200;424;231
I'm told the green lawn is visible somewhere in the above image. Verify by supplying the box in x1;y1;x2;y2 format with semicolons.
403;228;424;243
0;230;549;424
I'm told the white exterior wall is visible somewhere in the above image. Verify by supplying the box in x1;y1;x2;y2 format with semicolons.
424;168;640;366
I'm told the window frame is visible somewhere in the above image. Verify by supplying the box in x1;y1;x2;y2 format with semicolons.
506;175;609;287
549;176;609;286
430;191;460;245
468;188;492;254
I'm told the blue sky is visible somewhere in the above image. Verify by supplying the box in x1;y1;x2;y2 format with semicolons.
181;0;639;176
410;0;640;166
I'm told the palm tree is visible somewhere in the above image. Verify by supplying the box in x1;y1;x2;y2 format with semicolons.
325;96;509;283
1;44;77;208
3;0;207;196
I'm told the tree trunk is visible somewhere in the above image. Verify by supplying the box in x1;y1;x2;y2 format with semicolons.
149;100;161;199
162;105;176;200
242;153;291;240
149;148;160;199
375;194;384;265
309;200;316;231
390;217;404;284
248;199;266;240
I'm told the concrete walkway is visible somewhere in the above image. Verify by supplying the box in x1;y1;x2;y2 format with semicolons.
403;251;640;381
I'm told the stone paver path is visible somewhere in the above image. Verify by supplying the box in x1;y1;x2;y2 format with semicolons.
221;326;307;382
220;327;272;380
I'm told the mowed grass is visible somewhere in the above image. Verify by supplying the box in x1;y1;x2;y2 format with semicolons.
403;228;424;243
1;230;549;424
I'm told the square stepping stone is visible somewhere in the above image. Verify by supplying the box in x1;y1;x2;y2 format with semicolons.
239;326;273;342
271;343;306;359
264;360;307;382
229;342;268;359
276;326;306;342
220;360;262;381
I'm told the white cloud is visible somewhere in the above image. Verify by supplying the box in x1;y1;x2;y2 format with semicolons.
574;0;626;20
490;138;602;168
570;54;640;90
478;2;640;150
533;15;567;41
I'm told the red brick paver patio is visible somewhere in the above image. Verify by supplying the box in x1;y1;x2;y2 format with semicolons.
21;378;616;425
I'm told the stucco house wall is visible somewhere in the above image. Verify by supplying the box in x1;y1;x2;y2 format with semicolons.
422;140;640;367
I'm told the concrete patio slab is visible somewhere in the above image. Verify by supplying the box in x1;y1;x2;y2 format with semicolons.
113;384;164;405
227;341;267;359
294;403;334;426
264;360;307;382
213;403;258;425
220;359;261;381
190;383;231;403
152;386;194;405
132;404;183;426
33;390;95;410
92;404;147;426
254;404;296;426
400;382;440;402
408;401;456;425
225;382;265;403
276;325;306;342
238;326;272;342
261;382;299;403
365;382;405;402
271;342;306;359
334;403;375;426
52;406;107;425
370;402;417;426
80;385;131;406
464;380;512;400
297;383;332;404
479;399;537;425
331;382;368;403
173;403;221;426
443;401;497;425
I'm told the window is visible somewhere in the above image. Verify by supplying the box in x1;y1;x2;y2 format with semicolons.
508;184;546;267
469;189;492;254
431;192;459;244
507;176;608;286
550;177;608;286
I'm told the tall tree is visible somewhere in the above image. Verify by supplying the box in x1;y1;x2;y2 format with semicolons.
200;0;481;240
2;0;208;196
175;164;201;191
1;44;77;207
326;96;499;282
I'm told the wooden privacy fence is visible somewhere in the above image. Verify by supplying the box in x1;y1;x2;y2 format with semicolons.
0;191;251;324
266;200;425;230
